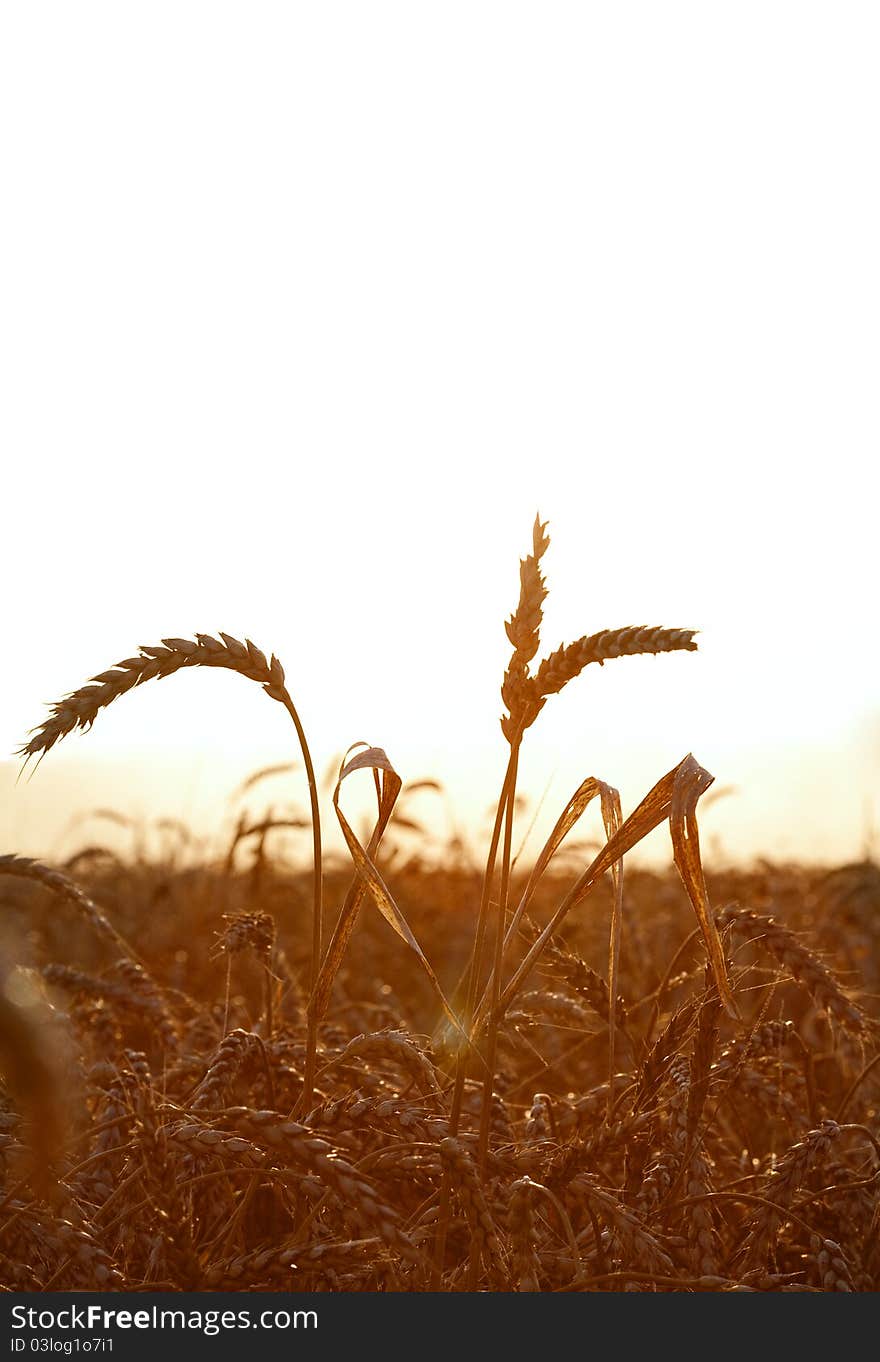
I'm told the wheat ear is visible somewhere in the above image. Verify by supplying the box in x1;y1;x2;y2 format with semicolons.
534;625;697;696
19;634;324;993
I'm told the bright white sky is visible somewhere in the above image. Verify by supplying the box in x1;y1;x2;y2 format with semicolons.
1;4;878;867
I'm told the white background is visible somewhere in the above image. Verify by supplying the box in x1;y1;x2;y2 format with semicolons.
2;5;878;864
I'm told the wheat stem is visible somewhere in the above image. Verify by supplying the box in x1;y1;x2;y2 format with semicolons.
476;737;520;1176
18;634;324;1005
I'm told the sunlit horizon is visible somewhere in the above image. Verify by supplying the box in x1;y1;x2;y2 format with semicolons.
3;677;878;870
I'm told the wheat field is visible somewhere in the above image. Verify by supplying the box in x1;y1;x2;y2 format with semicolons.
1;521;877;1292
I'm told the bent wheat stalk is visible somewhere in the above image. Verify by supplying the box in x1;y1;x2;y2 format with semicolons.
0;855;141;965
18;634;324;993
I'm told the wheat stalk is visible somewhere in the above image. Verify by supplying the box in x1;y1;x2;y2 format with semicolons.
18;633;324;993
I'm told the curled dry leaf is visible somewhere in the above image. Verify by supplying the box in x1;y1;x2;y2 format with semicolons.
326;746;460;1035
504;777;621;950
497;754;735;1019
670;756;738;1017
308;744;400;1023
474;776;621;1033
